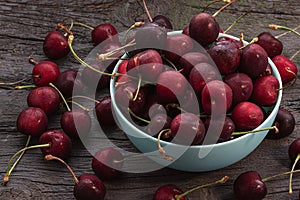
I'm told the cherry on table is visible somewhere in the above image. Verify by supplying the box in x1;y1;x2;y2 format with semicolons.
94;96;116;127
91;23;118;46
27;86;60;115
43;30;70;60
153;15;173;30
17;107;48;137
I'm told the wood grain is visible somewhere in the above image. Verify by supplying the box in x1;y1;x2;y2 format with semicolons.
0;0;300;199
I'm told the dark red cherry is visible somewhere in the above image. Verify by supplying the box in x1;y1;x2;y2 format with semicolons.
27;86;60;115
201;80;232;115
148;114;172;137
251;75;279;106
231;102;264;131
239;44;268;78
267;108;295;139
234;171;267;200
189;62;221;95
116;60;129;83
92;147;124;181
60;109;92;138
204;117;235;143
223;73;253;105
182;25;189;36
91;23;118;46
39;130;72;160
94;96;116;127
74;174;106;200
153;15;173;30
171;113;205;145
255;32;283;58
272;55;298;84
43;30;69;60
189;13;220;47
153;184;185;200
156;70;188;103
289;139;300;169
17;107;48;137
32;61;60;87
217;36;243;48
54;69;84;98
179;52;209;77
207;40;242;75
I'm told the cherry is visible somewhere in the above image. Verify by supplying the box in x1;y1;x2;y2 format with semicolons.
30;59;60;87
154;176;228;200
127;49;163;81
17;107;48;137
60;109;92;138
207;40;242;75
204;117;235;143
156;70;188;103
94;96;116;127
182;26;189;36
39;130;72;160
153;15;173;30
255;32;283;58
92;147;124;181
43;30;70;60
251;75;279;106
148;113;172;137
239;44;268;78
272;55;298;84
233;171;267;200
116;60;129;83
189;62;221;95
74;174;106;200
201;80;233;115
91;23;118;46
54;69;84;98
189;13;220;47
27;86;60;115
164;34;193;63
231;101;264;131
266;108;295;139
223;73;253;105
170;113;205;145
44;155;106;200
179;52;209;77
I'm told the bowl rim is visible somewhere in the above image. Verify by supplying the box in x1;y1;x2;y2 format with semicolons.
109;31;283;150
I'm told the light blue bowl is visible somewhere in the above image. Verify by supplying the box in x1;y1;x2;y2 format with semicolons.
110;32;282;172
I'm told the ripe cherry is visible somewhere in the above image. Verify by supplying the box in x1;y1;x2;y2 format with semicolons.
94;96;116;127
204;117;235;143
17;107;48;137
153;15;173;30
43;30;69;60
91;23;118;46
27;86;60;115
272;55;298;84
148;113;172;137
255;32;283;58
179;52;209;77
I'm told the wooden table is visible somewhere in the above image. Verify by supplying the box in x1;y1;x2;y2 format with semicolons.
0;0;299;199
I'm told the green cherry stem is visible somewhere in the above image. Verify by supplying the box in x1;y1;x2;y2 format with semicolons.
132;74;142;101
15;85;36;90
128;108;150;124
49;83;71;112
175;176;229;200
69;95;100;104
3;136;31;186
66;100;90;112
224;11;249;34
269;24;300;37
3;143;50;185
231;126;278;136
275;24;300;39
212;0;238;18
45;155;79;184
289;154;300;194
0;77;32;86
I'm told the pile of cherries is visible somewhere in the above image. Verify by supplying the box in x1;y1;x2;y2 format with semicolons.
2;0;300;199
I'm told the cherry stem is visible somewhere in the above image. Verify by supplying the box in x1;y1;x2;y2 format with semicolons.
289;154;300;194
3;143;50;185
128;108;150;124
14;85;36;90
132;74;142;101
202;0;222;12
157;129;171;155
269;24;300;37
3;136;31;186
166;103;187;113
44;155;79;184
212;0;238;18
28;57;38;65
175;176;229;200
290;49;300;61
275;24;300;39
56;23;73;36
261;168;300;182
49;83;71;112
162;56;178;71
142;0;153;22
231;126;278;136
224;11;249;34
70;95;100;104
0;77;31;86
66;100;90;112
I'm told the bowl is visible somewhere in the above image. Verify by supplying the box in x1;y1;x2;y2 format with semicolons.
110;31;282;172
